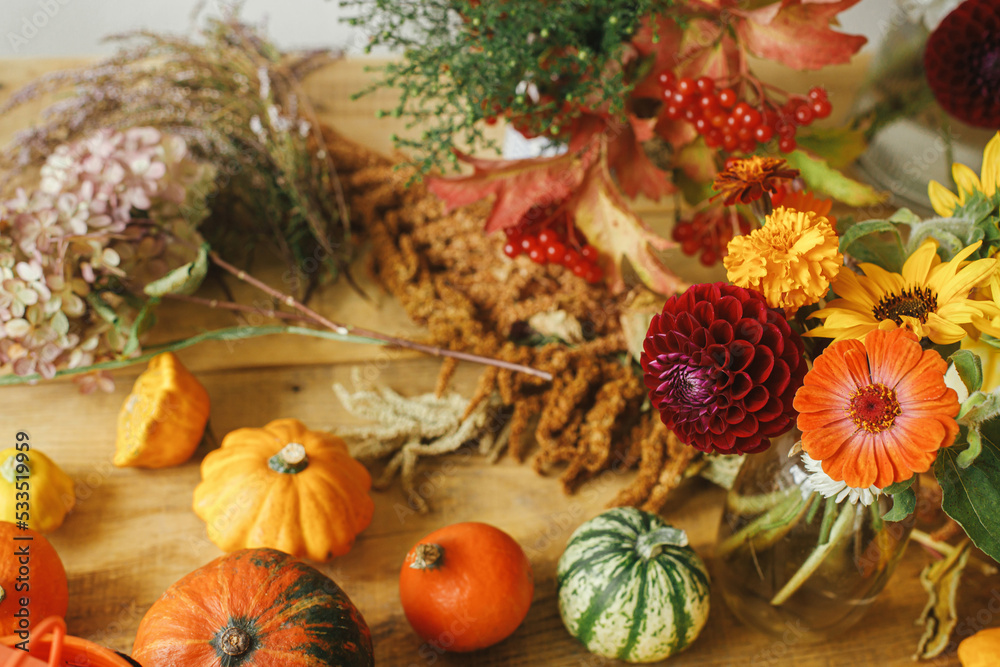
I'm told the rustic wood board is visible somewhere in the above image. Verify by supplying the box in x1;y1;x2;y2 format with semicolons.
0;54;990;666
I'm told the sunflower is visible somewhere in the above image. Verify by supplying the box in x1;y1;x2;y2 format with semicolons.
807;239;1000;345
793;327;960;490
928;132;1000;217
711;156;799;206
724;206;842;312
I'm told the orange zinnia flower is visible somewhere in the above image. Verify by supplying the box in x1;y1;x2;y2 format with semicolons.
792;327;960;489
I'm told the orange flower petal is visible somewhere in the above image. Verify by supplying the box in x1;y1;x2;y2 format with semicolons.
864;328;922;388
801;417;856;461
797;408;847;431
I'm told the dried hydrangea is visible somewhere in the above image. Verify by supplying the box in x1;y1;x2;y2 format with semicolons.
0;127;215;388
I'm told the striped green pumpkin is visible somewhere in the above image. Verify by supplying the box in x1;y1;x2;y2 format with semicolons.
557;507;710;662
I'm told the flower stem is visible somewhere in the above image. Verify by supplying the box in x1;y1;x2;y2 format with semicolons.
0;325;380;386
716;490;807;558
771;501;856;606
208;251;554;381
818;497;838;544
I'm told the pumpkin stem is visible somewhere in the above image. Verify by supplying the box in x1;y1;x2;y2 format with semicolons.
268;443;308;474
219;626;252;657
636;527;689;561
409;543;444;570
0;455;21;484
0;584;5;603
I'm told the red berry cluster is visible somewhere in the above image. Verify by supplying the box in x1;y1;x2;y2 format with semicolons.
672;209;752;266
503;225;603;283
657;73;832;154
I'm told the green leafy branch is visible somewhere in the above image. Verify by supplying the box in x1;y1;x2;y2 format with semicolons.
342;0;668;174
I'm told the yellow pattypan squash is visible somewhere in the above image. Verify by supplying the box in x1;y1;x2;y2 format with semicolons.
0;447;75;533
115;352;210;468
959;627;1000;667
193;418;374;562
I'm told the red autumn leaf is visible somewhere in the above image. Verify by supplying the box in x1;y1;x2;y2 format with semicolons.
570;113;676;201
735;0;867;71
426;148;594;234
608;115;676;201
572;143;686;296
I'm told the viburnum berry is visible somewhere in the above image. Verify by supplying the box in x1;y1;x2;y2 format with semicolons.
718;88;737;109
656;75;829;155
498;208;605;284
673;209;752;265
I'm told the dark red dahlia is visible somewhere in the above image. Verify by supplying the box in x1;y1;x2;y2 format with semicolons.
640;282;806;455
924;0;1000;128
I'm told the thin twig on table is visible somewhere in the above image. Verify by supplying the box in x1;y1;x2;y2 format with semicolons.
208;251;554;381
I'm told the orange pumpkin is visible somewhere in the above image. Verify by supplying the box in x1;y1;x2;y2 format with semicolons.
959;627;1000;667
0;522;68;635
193;418;374;562
115;352;210;468
399;522;534;652
132;548;373;666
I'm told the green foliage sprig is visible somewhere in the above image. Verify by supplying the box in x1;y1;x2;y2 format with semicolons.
343;0;670;174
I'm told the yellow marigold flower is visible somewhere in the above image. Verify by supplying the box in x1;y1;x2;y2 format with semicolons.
928;132;1000;216
724;206;841;312
807;239;1000;345
712;156;799;206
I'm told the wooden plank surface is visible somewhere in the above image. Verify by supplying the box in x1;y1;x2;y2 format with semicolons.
0;54;989;666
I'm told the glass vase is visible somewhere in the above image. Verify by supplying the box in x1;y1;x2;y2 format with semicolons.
714;428;913;643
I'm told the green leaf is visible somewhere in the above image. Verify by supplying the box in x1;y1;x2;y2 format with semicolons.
785;149;888;207
957;429;983;469
122;299;159;358
934;415;1000;562
882;486;915;521
795;126;868;170
838;219;905;272
904;216;982;258
887;208;922;225
143;243;210;297
883;476;916;495
86;292;120;325
949;349;983;394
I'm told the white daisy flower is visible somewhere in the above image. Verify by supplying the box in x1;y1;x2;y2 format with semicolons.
796;451;883;507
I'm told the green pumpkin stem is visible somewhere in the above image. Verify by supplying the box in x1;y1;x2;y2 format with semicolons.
219;626;252;657
409;543;444;570
636;527;689;561
268;443;308;474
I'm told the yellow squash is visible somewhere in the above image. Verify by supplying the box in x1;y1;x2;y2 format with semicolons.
0;447;74;533
193;418;374;562
115;352;210;468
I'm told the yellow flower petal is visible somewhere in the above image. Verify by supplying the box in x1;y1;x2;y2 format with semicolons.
981;132;1000;197
932;257;996;304
901;239;939;286
926;313;974;345
952;163;982;202
928;180;959;217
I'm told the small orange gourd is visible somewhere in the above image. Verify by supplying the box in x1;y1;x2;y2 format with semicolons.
399;522;534;652
193;418;374;562
959;627;1000;666
0;522;68;636
115;352;210;468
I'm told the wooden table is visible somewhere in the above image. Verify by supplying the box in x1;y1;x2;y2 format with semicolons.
1;55;989;667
